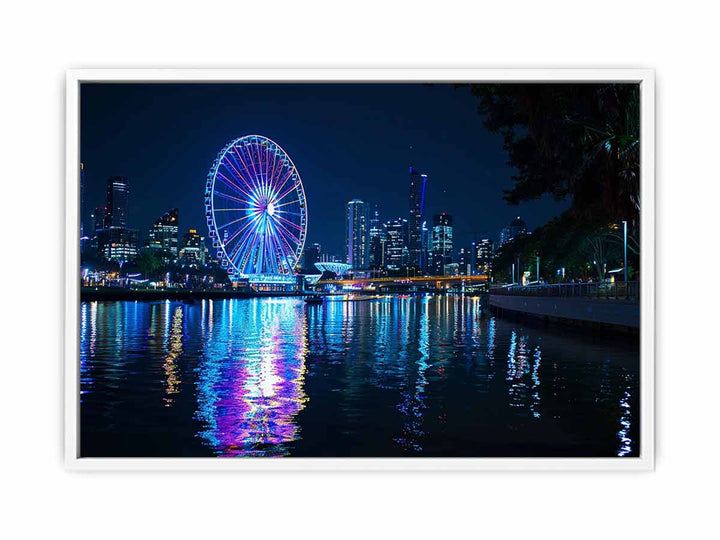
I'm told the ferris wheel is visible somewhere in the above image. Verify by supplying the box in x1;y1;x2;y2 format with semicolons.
205;135;307;282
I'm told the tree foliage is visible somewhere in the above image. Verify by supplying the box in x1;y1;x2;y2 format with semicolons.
466;83;641;281
137;249;162;279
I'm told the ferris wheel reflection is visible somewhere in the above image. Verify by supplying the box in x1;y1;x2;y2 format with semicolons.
194;299;308;456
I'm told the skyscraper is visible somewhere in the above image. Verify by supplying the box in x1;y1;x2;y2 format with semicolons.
104;176;130;229
407;166;428;270
96;176;138;262
79;163;85;239
458;247;472;276
346;199;369;269
99;228;139;262
431;212;453;275
301;242;322;274
473;237;494;275
90;205;106;255
179;228;206;266
385;218;408;269
369;207;387;268
420;220;430;274
499;216;528;246
147;208;180;257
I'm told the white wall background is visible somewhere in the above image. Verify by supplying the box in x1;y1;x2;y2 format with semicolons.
1;1;717;538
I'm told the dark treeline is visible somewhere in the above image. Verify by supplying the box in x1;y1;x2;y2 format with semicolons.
464;83;640;282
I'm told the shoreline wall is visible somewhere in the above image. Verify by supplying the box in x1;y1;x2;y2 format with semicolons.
488;294;640;329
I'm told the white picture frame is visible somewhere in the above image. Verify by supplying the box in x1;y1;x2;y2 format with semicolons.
65;68;655;471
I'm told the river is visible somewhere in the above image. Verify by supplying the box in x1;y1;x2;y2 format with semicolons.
80;295;639;457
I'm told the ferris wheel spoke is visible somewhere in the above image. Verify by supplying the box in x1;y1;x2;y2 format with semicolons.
264;226;282;274
269;168;295;201
229;214;264;262
216;214;254;230
228;147;260;195
231;146;262;194
272;217;302;246
272;198;300;210
220;155;256;192
214;190;252;205
222;151;259;193
231;235;254;273
268;152;287;201
216;170;256;201
273;218;302;243
275;210;302;219
267;148;282;195
273;216;298;270
239;144;261;189
238;224;265;273
266;220;297;270
254;226;265;274
223;212;262;252
276;230;299;270
261;144;273;198
274;213;305;232
274;180;302;206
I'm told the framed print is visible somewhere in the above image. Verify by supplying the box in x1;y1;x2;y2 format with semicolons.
65;69;654;470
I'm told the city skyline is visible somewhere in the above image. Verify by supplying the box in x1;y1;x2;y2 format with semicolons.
80;83;568;257
82;160;531;276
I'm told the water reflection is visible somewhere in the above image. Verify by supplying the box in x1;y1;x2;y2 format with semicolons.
80;295;640;458
195;299;308;456
162;306;184;407
395;296;430;452
617;376;634;457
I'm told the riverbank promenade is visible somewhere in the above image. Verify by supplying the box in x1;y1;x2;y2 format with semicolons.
489;282;640;329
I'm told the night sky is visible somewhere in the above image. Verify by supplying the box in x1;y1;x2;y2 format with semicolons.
80;83;568;256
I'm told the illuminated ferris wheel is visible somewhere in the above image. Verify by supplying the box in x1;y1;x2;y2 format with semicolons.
205;135;307;282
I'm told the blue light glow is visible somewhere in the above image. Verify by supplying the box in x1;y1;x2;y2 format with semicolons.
206;135;307;282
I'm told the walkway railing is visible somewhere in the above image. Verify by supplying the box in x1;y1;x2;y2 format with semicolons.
490;281;639;300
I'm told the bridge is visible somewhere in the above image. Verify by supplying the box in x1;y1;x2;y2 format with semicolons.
315;274;489;291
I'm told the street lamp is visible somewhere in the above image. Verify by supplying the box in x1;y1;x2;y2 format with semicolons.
622;220;628;283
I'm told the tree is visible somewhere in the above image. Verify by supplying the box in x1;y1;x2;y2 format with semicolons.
137;249;162;279
465;83;640;281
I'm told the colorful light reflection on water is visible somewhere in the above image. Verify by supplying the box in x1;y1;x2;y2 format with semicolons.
194;299;308;456
80;296;639;457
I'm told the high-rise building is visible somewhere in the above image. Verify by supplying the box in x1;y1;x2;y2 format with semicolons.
147;208;179;257
95;176;138;262
420;220;430;274
407;166;428;269
90;205;106;254
92;206;106;234
99;228;139;262
458;247;472;276
301;243;322;273
346;199;369;269
319;253;342;263
369;207;387;268
385;218;408;269
79;163;85;239
499;216;528;246
178;228;206;266
473;238;494;275
431;212;453;275
443;262;460;276
104;176;130;229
